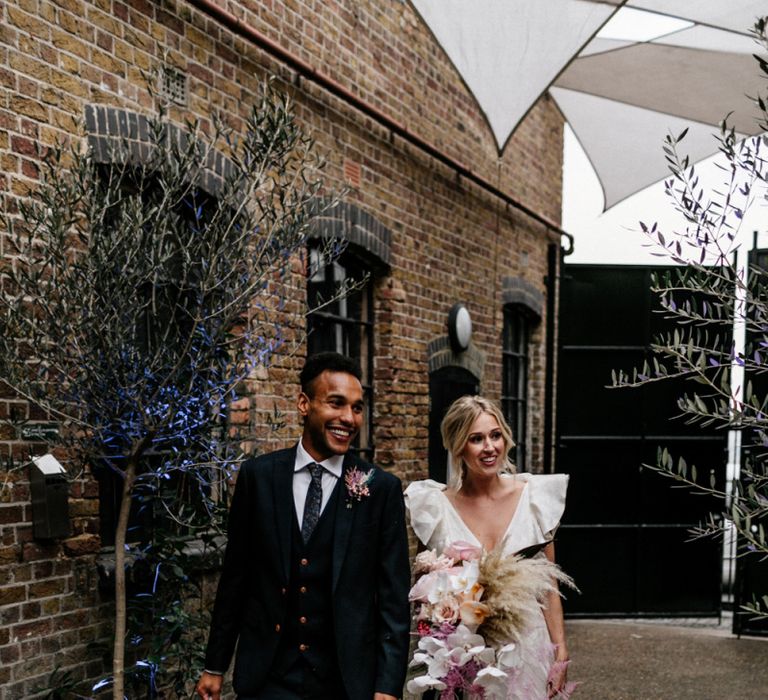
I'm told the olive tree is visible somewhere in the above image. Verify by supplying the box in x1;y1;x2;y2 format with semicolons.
613;18;768;619
0;78;336;698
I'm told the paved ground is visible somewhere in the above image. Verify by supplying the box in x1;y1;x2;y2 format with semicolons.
566;616;768;699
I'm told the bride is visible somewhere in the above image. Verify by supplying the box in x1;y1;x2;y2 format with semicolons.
405;396;571;699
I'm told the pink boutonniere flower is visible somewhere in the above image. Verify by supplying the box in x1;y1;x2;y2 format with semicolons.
344;467;374;508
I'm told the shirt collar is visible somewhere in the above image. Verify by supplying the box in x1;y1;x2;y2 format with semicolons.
294;441;344;478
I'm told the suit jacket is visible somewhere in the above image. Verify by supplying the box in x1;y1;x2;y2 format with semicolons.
204;446;411;698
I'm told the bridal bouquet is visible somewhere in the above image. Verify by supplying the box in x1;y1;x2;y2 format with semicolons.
406;541;575;699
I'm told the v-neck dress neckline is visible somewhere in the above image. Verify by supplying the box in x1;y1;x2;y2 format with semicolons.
439;476;528;552
404;472;568;559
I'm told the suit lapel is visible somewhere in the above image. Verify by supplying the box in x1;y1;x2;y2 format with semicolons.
332;455;356;592
273;446;297;584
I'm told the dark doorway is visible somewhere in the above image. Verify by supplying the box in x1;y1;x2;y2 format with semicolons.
428;366;480;483
556;264;727;617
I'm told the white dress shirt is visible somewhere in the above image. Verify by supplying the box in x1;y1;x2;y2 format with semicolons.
293;441;344;528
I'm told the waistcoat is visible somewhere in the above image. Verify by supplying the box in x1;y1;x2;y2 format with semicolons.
274;480;341;678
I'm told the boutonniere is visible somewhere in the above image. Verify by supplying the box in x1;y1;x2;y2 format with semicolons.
344;467;374;508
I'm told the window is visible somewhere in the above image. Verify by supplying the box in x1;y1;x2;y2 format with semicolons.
307;245;374;459
95;178;221;546
502;305;532;470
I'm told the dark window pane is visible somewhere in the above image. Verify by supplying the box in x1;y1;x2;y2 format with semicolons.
502;306;531;469
307;245;374;458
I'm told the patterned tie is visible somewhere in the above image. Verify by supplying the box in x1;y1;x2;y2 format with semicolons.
301;462;323;543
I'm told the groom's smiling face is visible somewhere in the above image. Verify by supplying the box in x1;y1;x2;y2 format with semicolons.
298;370;364;461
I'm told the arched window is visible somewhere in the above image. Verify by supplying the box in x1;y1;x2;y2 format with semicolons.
305;201;391;462
84;105;235;546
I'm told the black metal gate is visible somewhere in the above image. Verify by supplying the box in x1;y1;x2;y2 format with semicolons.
555;264;726;617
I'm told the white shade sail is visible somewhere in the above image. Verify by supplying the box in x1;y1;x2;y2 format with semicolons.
412;0;767;210
410;0;622;152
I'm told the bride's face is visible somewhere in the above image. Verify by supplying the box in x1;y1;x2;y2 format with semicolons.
460;412;504;480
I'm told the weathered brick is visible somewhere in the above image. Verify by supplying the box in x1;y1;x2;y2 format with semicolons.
40;596;61;616
50;28;90;59
6;6;50;41
58;9;95;40
28;578;66;599
12;617;52;639
11;651;53;681
9;96;47;122
0;505;24;525
21;541;58;562
0;584;26;606
68;499;99;518
0;642;21;665
62;534;100;556
8;53;50;82
0;545;20;564
56;608;90;631
49;69;90;98
21;600;40;619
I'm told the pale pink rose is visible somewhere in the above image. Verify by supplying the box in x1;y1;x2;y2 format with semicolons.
414;549;455;575
444;540;482;561
432;595;460;625
413;550;438;576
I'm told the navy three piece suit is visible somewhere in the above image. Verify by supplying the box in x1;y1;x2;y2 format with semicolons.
204;446;411;699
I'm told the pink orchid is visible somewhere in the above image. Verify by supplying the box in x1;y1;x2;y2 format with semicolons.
408;567;464;603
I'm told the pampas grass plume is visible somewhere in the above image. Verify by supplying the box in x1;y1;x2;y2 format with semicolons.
477;549;576;649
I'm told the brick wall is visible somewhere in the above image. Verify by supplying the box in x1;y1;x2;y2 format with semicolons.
0;0;563;695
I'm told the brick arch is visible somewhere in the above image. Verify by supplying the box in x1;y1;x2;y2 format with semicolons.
307;200;391;272
502;276;544;320
427;336;486;380
84;104;234;197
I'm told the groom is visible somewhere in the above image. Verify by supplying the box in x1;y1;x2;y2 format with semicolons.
196;352;411;700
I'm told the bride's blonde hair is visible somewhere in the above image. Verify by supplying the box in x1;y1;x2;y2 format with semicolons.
441;395;516;488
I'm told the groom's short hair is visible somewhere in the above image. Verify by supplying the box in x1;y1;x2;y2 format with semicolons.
300;352;362;396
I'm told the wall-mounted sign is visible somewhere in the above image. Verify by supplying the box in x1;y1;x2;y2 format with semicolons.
21;424;60;442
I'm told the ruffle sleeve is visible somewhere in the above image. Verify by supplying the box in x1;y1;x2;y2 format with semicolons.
526;473;569;543
504;473;569;555
403;479;447;548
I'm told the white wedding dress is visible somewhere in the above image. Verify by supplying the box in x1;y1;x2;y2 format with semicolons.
404;473;569;700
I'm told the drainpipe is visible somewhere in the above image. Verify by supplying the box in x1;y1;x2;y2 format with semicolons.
544;232;573;473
